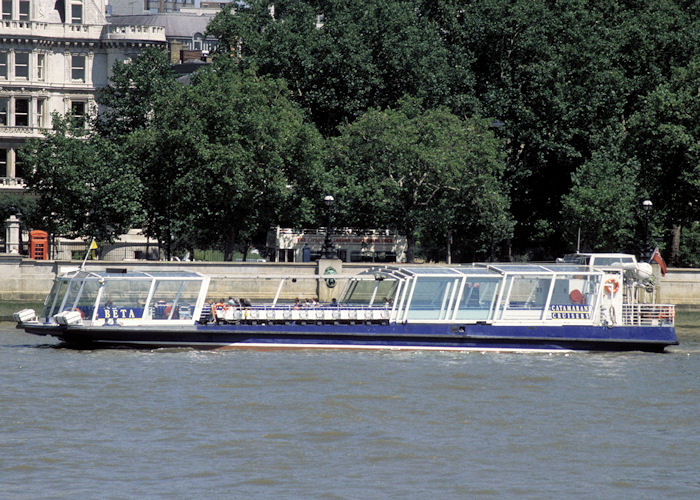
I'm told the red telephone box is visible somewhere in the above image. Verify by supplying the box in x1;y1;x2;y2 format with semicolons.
30;230;48;260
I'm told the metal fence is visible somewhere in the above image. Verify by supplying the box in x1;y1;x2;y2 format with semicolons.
621;304;675;326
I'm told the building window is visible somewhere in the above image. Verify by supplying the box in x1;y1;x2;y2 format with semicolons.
70;100;86;126
15;152;26;179
1;0;11;19
0;149;6;176
15;98;29;126
193;34;203;50
37;53;45;80
37;98;47;128
0;98;7;126
71;2;82;24
15;52;29;79
0;52;7;79
71;55;85;81
19;0;30;20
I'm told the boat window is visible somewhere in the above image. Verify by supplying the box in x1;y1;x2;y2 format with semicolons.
455;277;501;321
43;279;66;320
501;275;552;318
592;257;621;266
562;254;589;265
149;279;202;320
547;275;595;320
98;278;153;320
61;278;84;313
342;278;398;305
406;277;457;320
75;279;101;320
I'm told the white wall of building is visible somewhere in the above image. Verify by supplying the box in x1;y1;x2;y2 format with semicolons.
0;0;165;188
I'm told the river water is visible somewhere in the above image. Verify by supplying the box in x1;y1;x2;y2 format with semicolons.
1;316;699;499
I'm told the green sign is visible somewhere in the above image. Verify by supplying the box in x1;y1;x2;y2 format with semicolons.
324;266;337;288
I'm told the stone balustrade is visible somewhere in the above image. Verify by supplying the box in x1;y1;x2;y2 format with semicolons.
0;21;165;42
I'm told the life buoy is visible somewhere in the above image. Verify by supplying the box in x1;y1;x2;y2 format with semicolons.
214;302;225;317
569;289;584;304
604;278;620;295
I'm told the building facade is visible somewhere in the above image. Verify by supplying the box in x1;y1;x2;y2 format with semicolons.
0;0;166;190
107;12;217;63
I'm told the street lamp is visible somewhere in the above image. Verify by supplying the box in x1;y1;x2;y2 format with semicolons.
642;199;653;260
321;195;336;259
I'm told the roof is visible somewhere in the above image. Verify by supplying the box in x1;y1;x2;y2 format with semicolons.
108;13;216;38
66;270;205;280
363;263;599;280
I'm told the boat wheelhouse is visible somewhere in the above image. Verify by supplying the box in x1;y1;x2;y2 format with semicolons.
14;261;677;352
24;269;209;328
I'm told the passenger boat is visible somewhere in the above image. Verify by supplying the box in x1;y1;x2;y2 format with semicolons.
14;259;677;352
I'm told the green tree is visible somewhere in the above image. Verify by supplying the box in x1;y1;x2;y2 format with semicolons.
627;58;700;265
20;114;142;244
329;98;512;262
207;0;472;136
95;47;177;140
561;129;641;253
139;65;328;259
0;193;38;230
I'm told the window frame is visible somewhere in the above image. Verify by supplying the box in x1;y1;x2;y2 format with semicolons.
71;54;86;82
36;98;47;128
14;97;30;127
15;52;29;80
19;0;30;21
0;52;8;79
0;97;8;126
70;2;83;24
1;0;11;20
36;53;45;81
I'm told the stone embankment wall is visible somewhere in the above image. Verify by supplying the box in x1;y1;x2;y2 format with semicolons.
1;255;699;310
0;256;362;303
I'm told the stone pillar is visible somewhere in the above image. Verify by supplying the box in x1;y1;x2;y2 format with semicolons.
317;258;342;303
5;215;21;253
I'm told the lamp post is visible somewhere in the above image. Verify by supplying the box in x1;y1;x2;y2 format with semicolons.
642;199;653;260
321;195;336;259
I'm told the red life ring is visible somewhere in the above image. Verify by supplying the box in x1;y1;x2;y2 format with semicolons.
604;278;620;295
569;289;584;304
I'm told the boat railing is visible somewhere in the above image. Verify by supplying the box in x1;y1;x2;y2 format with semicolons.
621;304;675;326
214;304;391;323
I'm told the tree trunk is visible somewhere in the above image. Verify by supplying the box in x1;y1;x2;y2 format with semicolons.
406;232;416;263
223;227;236;261
670;225;681;266
164;228;172;261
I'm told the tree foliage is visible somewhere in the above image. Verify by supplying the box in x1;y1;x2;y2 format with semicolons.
131;64;328;259
95;47;177;140
205;0;700;264
329;98;512;262
20;114;142;243
19;0;700;265
207;0;473;136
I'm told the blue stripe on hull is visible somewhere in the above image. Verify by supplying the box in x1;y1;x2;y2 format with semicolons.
35;321;678;352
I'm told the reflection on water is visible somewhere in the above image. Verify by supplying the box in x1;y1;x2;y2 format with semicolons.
0;321;699;498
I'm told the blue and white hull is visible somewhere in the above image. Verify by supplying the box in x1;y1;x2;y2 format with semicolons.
22;321;678;353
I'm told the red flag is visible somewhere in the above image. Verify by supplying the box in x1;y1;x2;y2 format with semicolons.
650;247;667;276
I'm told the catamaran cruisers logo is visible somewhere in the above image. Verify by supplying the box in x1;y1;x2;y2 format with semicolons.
549;304;590;320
